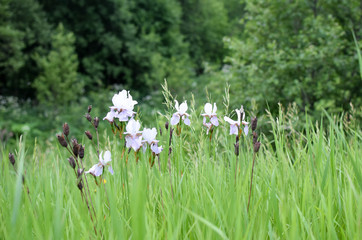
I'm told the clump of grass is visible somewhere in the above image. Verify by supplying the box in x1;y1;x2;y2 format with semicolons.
1;85;361;239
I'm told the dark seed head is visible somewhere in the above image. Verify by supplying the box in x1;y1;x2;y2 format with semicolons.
159;127;162;136
235;135;239;143
68;157;76;169
57;134;68;148
77;181;83;191
85;113;92;122
73;144;80;157
63;122;70;137
251;117;258;131
165;121;169;130
253;132;258;145
88;105;92;113
79;145;84;159
94;117;99;129
85;130;93;140
254;141;261;153
9;153;15;166
234;142;239;156
168;146;172;155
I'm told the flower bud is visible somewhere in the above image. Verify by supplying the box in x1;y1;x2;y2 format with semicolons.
73;144;79;157
254;141;261;153
168;146;172;155
9;153;15;166
79;145;84;159
234;142;239;156
251;117;258;131
85;113;92;122
94;117;99;129
57;134;68;148
235;135;239;143
165;121;169;130
68;157;76;169
88;105;92;113
253;132;258;145
159;127;162;136
85;130;93;140
63;122;70;137
77;181;83;191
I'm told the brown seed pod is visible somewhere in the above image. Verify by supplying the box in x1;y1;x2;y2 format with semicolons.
9;153;16;166
63;122;70;137
88;105;92;113
251;117;258;131
79;145;85;159
253;132;258;145
57;134;68;148
68;157;76;169
94;117;99;129
77;181;83;191
165;121;169;130
254;141;261;153
85;113;92;122
85;131;93;140
234;142;239;156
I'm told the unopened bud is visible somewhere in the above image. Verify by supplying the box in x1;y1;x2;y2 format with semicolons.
68;157;76;169
168;146;172;155
88;105;92;113
234;142;239;156
9;153;15;166
165;121;169;130
57;134;68;148
85;113;92;122
94;117;99;129
77;181;83;191
63;122;70;137
235;135;239;143
73;144;80;157
85;131;93;140
79;145;84;159
251;117;258;131
253;132;258;145
254;141;261;153
159;127;162;136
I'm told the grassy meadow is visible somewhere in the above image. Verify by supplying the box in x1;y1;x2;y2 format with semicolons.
1;91;361;240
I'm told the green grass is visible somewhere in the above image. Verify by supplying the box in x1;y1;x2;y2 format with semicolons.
1;104;361;239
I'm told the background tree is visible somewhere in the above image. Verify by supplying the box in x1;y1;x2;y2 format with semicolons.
33;24;81;106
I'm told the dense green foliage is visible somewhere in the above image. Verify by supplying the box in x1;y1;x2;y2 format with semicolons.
1;105;361;239
214;0;362;115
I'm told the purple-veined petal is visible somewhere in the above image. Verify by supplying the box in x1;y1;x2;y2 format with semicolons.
210;116;219;126
230;124;238;135
183;116;191;126
244;125;249;136
103;110;115;122
171;114;180;126
108;166;114;175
